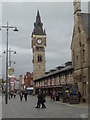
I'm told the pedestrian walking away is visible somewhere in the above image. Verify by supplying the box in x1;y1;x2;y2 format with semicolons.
24;91;28;101
56;91;60;101
14;92;16;98
10;92;13;98
78;91;82;102
20;92;23;101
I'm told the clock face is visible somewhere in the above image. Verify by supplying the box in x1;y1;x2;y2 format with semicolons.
37;39;42;44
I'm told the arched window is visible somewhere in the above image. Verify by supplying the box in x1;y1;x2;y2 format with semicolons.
73;50;75;66
82;45;85;63
37;55;42;62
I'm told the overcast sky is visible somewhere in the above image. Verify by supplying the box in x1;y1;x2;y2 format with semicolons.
1;1;88;79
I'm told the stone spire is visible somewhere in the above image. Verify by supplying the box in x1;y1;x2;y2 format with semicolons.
32;10;45;36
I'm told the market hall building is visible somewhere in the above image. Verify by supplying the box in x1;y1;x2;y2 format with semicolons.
34;62;74;95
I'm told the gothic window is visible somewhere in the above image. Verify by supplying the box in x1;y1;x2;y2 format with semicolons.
73;50;75;66
82;45;85;63
76;55;78;60
37;55;42;62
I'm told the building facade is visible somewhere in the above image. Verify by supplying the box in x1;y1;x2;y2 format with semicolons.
24;72;33;88
19;75;24;90
34;62;74;94
71;0;90;102
31;11;46;80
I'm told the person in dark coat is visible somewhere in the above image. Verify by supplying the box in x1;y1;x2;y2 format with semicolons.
13;92;16;98
20;92;23;101
24;91;28;101
78;91;82;102
10;92;13;98
41;91;46;108
56;91;60;101
35;90;46;108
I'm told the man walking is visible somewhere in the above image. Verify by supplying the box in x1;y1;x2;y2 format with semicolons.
35;90;46;108
24;91;28;101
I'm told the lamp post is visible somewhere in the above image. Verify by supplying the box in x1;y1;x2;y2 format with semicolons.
8;48;16;99
0;22;18;104
3;49;16;99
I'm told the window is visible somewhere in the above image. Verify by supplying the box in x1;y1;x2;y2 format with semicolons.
73;50;75;66
36;47;44;51
76;55;78;60
37;55;42;62
82;45;85;63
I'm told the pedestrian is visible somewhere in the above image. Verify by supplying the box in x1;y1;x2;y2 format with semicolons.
20;92;23;101
41;91;46;108
35;90;41;108
14;92;16;98
60;91;62;101
51;91;55;101
35;90;46;108
78;91;82;102
10;92;13;98
56;91;60;101
24;91;28;101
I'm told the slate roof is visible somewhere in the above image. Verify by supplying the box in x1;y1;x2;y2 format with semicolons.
80;13;90;38
34;65;74;81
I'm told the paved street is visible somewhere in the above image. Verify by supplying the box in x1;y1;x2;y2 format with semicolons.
2;95;88;118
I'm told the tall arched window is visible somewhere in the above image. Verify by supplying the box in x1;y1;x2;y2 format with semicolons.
37;55;42;62
82;45;85;63
73;50;75;66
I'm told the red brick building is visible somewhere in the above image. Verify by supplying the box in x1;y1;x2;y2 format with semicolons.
24;72;33;88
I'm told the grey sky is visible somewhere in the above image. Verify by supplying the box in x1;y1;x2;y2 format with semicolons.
1;1;88;79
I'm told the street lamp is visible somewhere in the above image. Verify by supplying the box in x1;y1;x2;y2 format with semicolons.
3;48;17;99
0;22;18;104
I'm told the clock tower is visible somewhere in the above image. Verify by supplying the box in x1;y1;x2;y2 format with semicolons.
31;10;46;81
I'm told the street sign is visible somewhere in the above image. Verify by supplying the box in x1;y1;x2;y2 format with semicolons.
8;67;14;77
10;77;15;87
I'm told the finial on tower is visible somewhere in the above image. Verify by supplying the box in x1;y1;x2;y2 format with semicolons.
44;29;46;35
73;0;81;14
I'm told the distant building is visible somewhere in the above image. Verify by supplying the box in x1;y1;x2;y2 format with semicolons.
19;75;23;90
24;72;33;88
14;78;19;90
